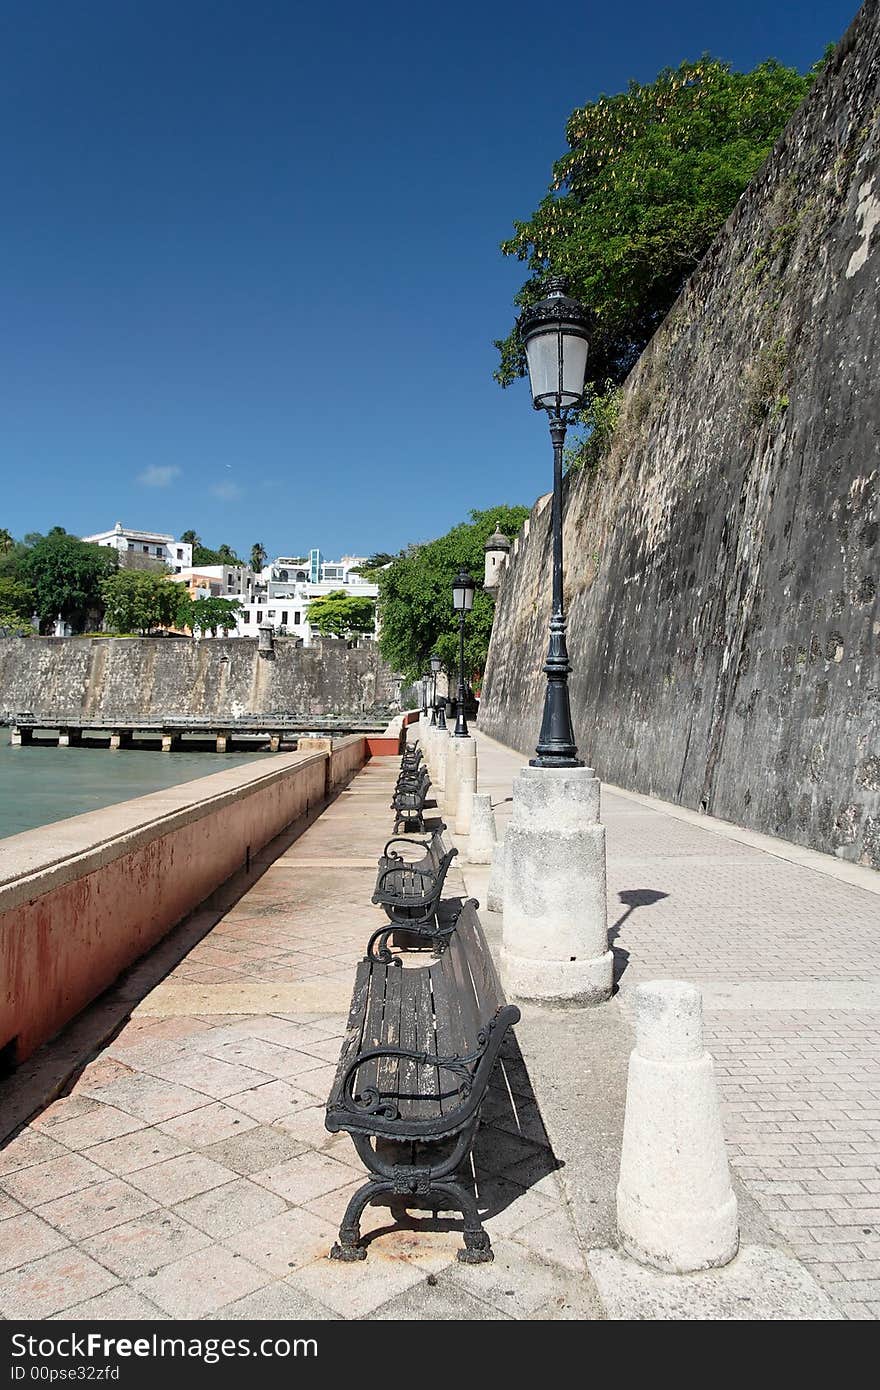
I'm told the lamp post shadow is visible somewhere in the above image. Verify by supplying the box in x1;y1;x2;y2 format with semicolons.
609;888;669;987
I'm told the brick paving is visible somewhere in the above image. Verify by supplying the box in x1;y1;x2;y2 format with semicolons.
3;733;878;1319
470;728;880;1320
0;756;594;1321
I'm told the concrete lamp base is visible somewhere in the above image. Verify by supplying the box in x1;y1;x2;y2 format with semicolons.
447;737;477;834
500;764;613;1006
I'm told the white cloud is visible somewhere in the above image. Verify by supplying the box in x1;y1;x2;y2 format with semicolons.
137;465;181;488
210;481;244;502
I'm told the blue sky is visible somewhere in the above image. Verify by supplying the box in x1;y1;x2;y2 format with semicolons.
1;0;858;560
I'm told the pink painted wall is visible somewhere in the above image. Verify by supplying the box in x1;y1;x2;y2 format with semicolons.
0;738;368;1063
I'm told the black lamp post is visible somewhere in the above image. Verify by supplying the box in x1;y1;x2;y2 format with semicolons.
451;569;475;738
429;651;442;726
518;277;590;768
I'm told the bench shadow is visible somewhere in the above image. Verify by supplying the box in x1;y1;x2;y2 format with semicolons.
609;888;669;987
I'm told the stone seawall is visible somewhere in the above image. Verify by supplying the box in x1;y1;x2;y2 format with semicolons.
479;1;880;868
0;737;368;1064
0;636;398;724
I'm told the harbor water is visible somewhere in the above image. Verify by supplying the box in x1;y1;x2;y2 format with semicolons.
0;736;271;840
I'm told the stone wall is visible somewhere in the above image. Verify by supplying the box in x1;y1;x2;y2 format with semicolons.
0;739;368;1065
479;1;880;868
0;636;399;724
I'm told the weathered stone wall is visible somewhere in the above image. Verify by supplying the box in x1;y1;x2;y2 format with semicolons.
0;637;399;723
480;1;880;868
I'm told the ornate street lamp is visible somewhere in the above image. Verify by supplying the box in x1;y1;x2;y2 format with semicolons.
518;276;590;767
429;651;442;726
451;569;475;738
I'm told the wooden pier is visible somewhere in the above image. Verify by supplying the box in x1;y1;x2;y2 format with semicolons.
6;715;390;753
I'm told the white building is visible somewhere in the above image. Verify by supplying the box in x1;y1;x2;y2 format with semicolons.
168;564;258;602
232;550;379;644
83;522;192;573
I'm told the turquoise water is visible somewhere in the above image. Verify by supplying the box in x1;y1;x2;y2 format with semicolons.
0;737;271;840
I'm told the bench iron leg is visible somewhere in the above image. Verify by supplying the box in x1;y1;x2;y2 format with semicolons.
330;1178;395;1261
429;1178;494;1263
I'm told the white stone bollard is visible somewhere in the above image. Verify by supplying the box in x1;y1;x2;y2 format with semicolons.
467;794;496;864
486;838;505;911
617;980;738;1274
452;738;478;834
500;765;612;1005
433;728;447;793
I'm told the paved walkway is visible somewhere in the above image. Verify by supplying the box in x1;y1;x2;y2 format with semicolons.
457;727;880;1321
2;731;878;1319
0;756;596;1321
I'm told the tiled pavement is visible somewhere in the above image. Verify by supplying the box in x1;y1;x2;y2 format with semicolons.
468;728;880;1321
3;734;879;1320
0;757;597;1321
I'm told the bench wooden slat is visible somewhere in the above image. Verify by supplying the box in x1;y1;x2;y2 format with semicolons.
444;926;483;1042
376;958;403;1114
326;959;372;1109
413;972;440;1120
354;959;389;1105
397;968;423;1122
454;912;505;1019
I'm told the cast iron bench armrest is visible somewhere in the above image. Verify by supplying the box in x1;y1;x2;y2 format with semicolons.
337;1044;483;1116
381;835;434;858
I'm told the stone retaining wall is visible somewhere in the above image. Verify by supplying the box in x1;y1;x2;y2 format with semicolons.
479;2;880;868
0;736;368;1063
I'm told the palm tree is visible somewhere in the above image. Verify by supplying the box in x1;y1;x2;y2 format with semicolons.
250;541;267;572
0;529;14;554
180;529;200;546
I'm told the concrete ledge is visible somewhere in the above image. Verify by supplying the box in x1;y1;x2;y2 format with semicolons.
0;736;368;1062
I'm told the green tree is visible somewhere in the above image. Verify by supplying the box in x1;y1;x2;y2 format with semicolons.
0;534;32;585
495;56;814;394
192;542;243;566
0;529;14;555
348;552;399;578
184;595;243;635
0;575;36;633
180;529;200;546
250;541;267;572
25;531;118;630
307;590;376;640
376;506;528;684
100;570;183;635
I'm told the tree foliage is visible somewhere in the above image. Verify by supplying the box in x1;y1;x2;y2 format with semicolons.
25;530;119;630
495;56;814;392
100;570;183;635
0;576;35;633
250;541;267;572
183;595;243;635
192;542;243;566
376;506;529;684
307;590;376;640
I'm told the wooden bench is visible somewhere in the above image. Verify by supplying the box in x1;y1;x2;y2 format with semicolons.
325;904;520;1263
395;760;428;791
369;826;459;956
400;744;423;770
390;773;431;834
